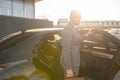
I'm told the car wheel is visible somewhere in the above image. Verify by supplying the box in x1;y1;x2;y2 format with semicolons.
113;70;120;80
29;70;51;80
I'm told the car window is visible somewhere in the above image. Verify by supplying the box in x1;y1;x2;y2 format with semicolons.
117;30;120;34
108;29;117;34
81;31;118;59
34;32;62;62
82;33;105;53
108;29;120;34
102;33;118;54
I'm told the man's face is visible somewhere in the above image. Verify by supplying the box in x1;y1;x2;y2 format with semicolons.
70;11;81;26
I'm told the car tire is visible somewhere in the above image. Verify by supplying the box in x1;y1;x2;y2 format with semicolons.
29;70;51;80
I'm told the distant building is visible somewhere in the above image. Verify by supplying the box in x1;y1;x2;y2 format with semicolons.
57;18;68;27
80;21;120;27
57;18;120;27
80;21;99;27
99;21;120;27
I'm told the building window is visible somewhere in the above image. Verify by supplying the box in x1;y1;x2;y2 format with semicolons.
24;0;34;18
104;22;107;26
25;7;33;18
0;0;34;18
0;7;1;15
0;0;12;16
0;7;11;16
0;0;11;8
13;1;24;17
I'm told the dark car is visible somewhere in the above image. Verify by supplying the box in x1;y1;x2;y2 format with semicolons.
108;29;120;40
0;28;120;80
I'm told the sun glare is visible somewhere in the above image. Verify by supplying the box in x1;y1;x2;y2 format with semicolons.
35;0;120;24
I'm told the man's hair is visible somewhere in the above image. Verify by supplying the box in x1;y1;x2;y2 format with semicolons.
69;10;81;19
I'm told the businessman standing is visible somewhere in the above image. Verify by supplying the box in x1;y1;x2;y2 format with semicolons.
60;10;82;78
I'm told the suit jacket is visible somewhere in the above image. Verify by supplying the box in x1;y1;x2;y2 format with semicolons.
60;22;81;70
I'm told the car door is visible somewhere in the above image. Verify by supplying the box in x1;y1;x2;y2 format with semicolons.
80;30;119;80
36;32;61;63
33;32;64;79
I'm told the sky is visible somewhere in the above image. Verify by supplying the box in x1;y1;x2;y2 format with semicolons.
35;0;120;24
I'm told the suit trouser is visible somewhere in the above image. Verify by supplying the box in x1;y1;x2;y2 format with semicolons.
63;45;80;77
71;45;80;77
61;44;80;77
72;67;79;77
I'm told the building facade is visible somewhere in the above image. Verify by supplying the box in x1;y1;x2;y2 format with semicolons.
0;0;54;39
0;0;40;18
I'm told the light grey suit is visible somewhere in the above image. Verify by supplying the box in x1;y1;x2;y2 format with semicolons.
60;22;81;77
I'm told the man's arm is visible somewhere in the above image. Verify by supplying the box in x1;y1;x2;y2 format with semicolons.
61;27;73;70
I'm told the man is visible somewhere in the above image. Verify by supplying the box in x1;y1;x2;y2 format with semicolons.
60;10;94;78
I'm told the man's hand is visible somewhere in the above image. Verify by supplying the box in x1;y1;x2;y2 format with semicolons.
86;28;95;37
66;69;74;78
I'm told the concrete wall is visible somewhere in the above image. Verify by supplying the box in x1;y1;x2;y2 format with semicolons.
0;15;53;39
